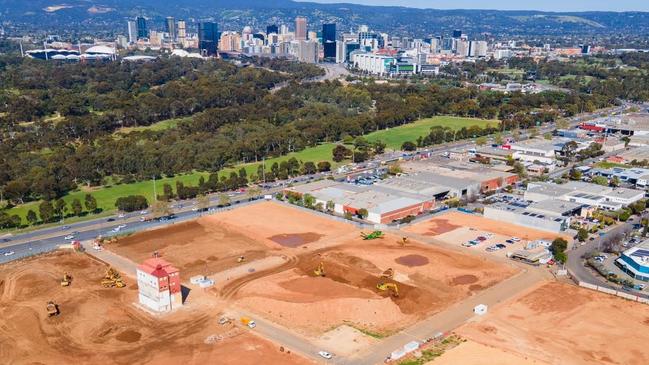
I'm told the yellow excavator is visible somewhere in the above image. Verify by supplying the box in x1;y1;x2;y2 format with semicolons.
61;273;71;287
101;267;126;288
399;237;409;247
313;261;325;277
381;268;394;280
46;301;59;316
237;256;246;263
376;282;399;297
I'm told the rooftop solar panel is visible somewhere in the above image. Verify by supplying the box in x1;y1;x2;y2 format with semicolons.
631;249;649;257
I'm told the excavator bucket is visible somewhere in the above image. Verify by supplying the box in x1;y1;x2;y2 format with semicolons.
313;261;325;277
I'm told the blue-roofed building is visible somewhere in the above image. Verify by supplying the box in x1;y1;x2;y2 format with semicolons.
616;241;649;281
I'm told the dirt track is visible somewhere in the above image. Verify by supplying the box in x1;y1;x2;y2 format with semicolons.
0;252;311;365
458;281;649;365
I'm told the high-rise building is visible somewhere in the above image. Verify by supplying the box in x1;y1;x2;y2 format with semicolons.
452;29;462;38
322;23;336;61
295;16;307;40
198;22;219;56
335;40;346;63
295;39;318;63
165;17;176;41
468;40;488;57
267;24;279;35
280;24;289;35
456;40;469;57
136;16;148;40
177;20;187;44
127;20;137;44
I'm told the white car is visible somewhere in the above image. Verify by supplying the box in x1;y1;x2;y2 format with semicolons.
64;235;75;240
318;351;332;359
247;320;256;329
3;251;15;256
139;210;148;215
117;224;127;229
118;214;125;218
511;237;521;242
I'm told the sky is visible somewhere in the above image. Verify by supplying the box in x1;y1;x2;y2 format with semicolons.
302;0;649;12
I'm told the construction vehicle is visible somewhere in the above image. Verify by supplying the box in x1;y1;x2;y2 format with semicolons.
237;256;245;263
381;268;394;280
313;261;325;277
240;317;256;328
101;267;126;288
361;231;384;240
399;237;409;246
46;301;59;316
61;273;71;287
376;282;399;297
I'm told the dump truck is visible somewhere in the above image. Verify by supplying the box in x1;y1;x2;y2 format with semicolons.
46;301;59;316
361;231;384;240
313;261;325;277
61;273;71;287
377;282;399;297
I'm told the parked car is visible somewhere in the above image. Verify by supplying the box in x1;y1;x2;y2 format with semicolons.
318;351;333;359
3;251;15;256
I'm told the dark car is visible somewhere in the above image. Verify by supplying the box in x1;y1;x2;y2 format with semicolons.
107;218;116;222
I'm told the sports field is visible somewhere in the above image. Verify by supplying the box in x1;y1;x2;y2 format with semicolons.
365;116;498;150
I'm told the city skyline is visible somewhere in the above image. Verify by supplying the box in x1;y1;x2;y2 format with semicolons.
302;0;649;12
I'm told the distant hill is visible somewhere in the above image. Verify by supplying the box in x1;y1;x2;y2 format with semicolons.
1;0;648;37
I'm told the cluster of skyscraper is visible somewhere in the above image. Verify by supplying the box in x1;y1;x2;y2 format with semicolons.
126;16;218;56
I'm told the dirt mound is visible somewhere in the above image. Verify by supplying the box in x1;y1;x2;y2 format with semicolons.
296;252;438;315
395;254;429;267
269;232;324;247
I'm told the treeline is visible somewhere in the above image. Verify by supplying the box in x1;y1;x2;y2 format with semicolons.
0;56;621;209
0;194;98;229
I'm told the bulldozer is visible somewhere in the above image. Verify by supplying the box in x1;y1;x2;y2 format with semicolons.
61;273;71;287
46;301;59;317
101;267;126;288
381;268;394;280
237;256;246;263
361;231;384;240
313;261;325;277
376;282;399;297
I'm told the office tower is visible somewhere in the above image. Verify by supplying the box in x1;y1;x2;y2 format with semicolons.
358;24;369;33
345;42;360;62
468;40;488;57
117;35;128;49
296;40;318;63
452;29;462;38
177;20;187;44
198;22;219;56
267;24;279;35
127;20;137;43
335;40;345;63
456;39;469;56
136;16;148;39
280;24;289;35
295;16;307;40
165;17;176;41
322;23;336;61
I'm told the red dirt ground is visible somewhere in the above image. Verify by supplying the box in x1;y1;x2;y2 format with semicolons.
0;252;312;365
230;234;518;335
458;281;649;365
405;211;569;241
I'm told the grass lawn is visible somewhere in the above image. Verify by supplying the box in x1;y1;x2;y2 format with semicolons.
594;161;631;169
116;117;189;134
365;116;499;150
1;116;496;228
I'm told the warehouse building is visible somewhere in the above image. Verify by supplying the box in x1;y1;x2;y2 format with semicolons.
284;180;434;224
524;181;644;211
616;240;649;282
484;200;574;233
137;258;182;313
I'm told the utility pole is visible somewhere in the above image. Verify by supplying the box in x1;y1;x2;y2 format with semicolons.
262;157;266;183
153;175;157;201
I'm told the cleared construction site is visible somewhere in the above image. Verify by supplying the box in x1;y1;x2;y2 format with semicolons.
0;251;310;365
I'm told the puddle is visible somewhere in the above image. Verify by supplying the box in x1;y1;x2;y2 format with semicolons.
268;233;323;247
395;254;429;267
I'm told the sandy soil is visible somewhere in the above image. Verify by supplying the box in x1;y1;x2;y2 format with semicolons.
214;201;356;248
458;281;649;365
429;340;548;365
232;234;517;336
108;217;274;278
0;252;312;365
406;211;567;241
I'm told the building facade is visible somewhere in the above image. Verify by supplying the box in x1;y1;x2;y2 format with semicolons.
295;17;307;40
137;258;182;313
198;22;219;56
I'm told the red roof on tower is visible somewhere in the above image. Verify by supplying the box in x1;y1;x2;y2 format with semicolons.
138;257;179;278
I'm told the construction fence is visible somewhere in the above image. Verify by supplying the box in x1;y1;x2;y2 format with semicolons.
568;268;649;305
